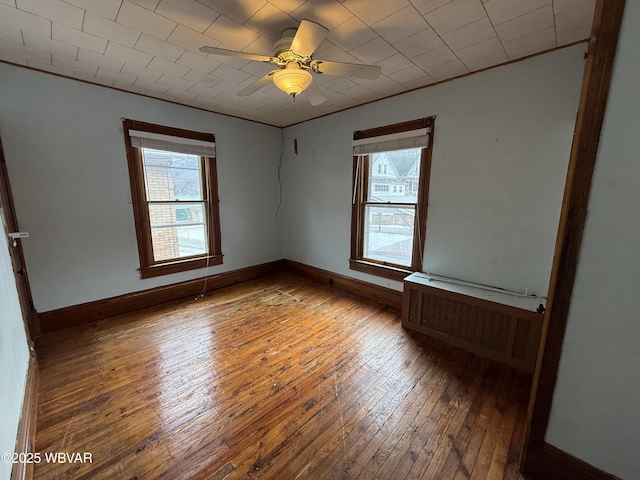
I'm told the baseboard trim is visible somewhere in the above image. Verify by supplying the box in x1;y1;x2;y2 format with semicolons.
284;260;403;309
38;260;287;333
11;355;39;480
522;443;621;480
38;259;404;333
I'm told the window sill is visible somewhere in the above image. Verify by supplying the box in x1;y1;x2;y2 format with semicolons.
348;259;412;282
140;255;223;279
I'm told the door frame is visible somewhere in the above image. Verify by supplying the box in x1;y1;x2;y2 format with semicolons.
0;134;40;341
521;0;626;478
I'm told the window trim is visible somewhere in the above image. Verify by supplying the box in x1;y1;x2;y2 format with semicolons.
349;117;434;281
122;119;222;279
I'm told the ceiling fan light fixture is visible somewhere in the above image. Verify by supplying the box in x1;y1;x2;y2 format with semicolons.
273;63;313;97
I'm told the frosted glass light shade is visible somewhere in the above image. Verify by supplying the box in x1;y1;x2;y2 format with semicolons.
273;64;313;97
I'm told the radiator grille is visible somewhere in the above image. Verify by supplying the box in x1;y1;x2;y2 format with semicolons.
402;282;542;372
419;292;510;355
408;289;418;324
512;317;532;360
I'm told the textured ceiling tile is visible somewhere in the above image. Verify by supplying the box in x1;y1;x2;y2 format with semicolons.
441;17;496;51
135;33;186;61
77;48;126;71
147;55;191;77
177;50;221;73
387;64;428;84
327;15;378;51
23;31;78;59
412;45;457;70
424;58;468;80
0;4;51;37
322;75;358;92
204;15;261;50
463;48;508;71
454;36;504;63
402;76;435;89
0;39;51;64
424;0;487;35
117;1;178;40
105;41;153;66
167;25;220;52
53;54;98;75
483;0;551;25
129;0;160;10
556;23;591;45
290;1;354;30
156;72;194;89
83;12;142;48
502;26;555;59
211;63;253;84
16;0;84;29
164;87;198;100
198;0;267;24
409;0;453;16
0;24;23;44
96;66;137;85
244;35;275;56
342;0;411;25
239;60;274;77
553;0;594;15
267;0;306;14
188;82;223;97
349;36;396;64
555;2;595;33
121;61;163;81
62;0;122;21
314;43;357;63
156;0;220;33
53;23;107;54
374;52;414;75
133;77;170;93
394;28;444;58
494;5;554;43
244;3;297;41
372;5;430;44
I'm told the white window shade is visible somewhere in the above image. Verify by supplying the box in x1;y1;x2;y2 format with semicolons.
352;127;430;155
129;130;216;157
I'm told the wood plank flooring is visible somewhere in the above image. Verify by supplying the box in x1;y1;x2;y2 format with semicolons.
34;272;529;480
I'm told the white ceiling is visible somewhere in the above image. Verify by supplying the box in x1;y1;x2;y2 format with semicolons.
0;0;595;127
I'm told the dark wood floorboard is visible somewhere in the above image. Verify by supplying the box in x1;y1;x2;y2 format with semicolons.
34;272;529;480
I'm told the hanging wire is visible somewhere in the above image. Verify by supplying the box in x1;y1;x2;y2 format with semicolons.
275;127;284;221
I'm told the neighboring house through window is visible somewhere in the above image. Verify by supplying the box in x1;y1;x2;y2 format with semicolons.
350;117;434;281
122;119;222;279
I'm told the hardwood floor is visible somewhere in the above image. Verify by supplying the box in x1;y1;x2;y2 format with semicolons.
34;272;529;480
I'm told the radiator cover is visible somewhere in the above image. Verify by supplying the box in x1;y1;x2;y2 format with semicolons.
402;276;543;372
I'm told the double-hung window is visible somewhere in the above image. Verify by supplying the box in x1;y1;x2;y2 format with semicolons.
123;119;222;279
350;117;434;281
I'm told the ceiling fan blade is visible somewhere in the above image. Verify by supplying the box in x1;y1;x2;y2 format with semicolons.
199;46;272;63
291;20;328;57
238;71;278;97
303;79;326;106
313;60;381;80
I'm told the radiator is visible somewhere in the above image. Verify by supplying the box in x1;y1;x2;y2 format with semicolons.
402;274;543;372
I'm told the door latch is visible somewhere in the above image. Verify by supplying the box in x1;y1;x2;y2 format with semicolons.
8;231;28;247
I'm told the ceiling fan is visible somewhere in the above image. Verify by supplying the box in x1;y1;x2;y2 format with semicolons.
199;20;382;106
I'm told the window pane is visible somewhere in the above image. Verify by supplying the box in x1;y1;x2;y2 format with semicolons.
363;204;415;267
142;148;203;202
368;148;421;203
148;203;207;261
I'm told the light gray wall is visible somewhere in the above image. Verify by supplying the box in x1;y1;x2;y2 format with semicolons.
545;3;640;478
282;44;586;297
0;63;284;312
0;209;30;480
